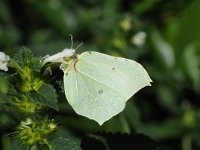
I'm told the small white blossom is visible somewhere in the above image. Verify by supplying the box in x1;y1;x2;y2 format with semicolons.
42;48;75;64
131;31;147;47
0;51;10;71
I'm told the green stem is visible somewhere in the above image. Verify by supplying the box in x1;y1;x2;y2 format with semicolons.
7;60;23;72
119;113;130;133
43;138;53;150
182;134;192;150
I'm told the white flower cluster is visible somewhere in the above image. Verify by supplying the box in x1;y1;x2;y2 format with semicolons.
0;51;10;71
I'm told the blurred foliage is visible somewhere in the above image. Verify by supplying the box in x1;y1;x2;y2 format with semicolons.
0;0;200;149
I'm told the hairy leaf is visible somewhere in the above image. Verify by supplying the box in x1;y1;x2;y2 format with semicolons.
13;46;41;72
30;83;58;110
48;136;81;150
0;92;13;104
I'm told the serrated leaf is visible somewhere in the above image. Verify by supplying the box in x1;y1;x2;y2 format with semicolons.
30;83;58;110
39;132;81;150
0;92;13;104
81;134;110;150
13;46;41;72
48;136;81;150
81;133;160;150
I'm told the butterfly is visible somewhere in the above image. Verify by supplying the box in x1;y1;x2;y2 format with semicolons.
43;38;152;125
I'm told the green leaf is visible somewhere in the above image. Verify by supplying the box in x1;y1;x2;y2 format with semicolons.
151;30;175;70
47;136;81;150
81;133;160;150
30;83;58;110
174;0;200;52
13;46;41;72
124;101;141;128
38;126;82;150
0;92;12;104
0;76;9;93
81;134;110;150
137;118;184;140
2;136;27;150
156;85;179;114
134;0;158;16
182;44;200;88
102;114;130;133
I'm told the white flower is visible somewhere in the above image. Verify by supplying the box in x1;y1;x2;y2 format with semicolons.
42;48;75;64
0;51;10;71
131;31;147;47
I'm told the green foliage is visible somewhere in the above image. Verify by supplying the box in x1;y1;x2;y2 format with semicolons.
0;92;12;104
13;47;41;72
30;84;58;111
81;133;159;150
16;118;56;146
182;44;200;88
45;137;81;150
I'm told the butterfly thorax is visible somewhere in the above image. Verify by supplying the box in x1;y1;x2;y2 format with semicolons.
62;55;78;73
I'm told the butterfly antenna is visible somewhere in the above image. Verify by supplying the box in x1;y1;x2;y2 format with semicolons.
75;42;83;50
69;34;73;50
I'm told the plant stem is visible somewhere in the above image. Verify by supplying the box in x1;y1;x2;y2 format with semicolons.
43;138;53;150
182;134;192;150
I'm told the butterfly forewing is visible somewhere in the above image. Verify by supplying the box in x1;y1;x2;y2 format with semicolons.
64;51;152;125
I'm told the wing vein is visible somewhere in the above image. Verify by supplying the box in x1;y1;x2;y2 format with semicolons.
82;59;150;84
77;68;121;95
78;73;97;117
74;73;79;105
